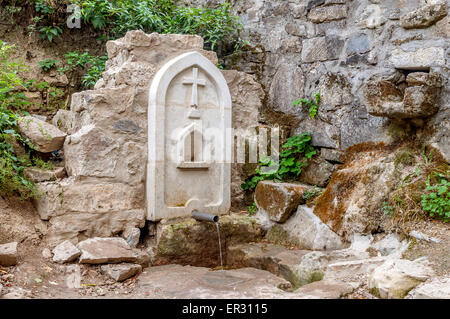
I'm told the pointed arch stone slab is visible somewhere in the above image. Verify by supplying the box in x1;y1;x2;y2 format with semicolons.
147;51;232;221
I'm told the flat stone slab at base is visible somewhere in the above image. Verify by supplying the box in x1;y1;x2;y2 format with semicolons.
137;265;354;299
101;264;142;282
0;242;18;266
138;265;290;299
77;237;137;264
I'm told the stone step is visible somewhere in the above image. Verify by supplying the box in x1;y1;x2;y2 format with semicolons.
227;242;387;289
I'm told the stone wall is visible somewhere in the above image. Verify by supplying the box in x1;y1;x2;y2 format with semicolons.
36;31;264;247
193;0;449;161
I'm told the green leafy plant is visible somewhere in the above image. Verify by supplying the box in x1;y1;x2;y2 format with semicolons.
39;25;63;42
38;59;59;72
242;133;316;190
72;0;244;51
382;201;394;217
304;187;322;201
59;51;107;88
292;93;320;119
0;41;41;199
33;157;54;170
421;172;450;222
248;202;257;215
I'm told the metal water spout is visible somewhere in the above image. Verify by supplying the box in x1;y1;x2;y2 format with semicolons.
192;211;219;223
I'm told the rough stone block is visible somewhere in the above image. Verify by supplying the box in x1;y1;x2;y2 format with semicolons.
400;3;447;29
101;263;142;282
0;242;18;266
389;47;445;69
308;4;347;23
52;240;81;264
17;116;66;153
77;237;137;264
255;181;315;223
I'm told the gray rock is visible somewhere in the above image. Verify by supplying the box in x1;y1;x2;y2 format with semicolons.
52;240;81;264
17;116;66;153
308;5;348;23
299;156;336;187
368;258;435;299
113;119;142;134
254;181;314;223
228;243;327;288
400;3;447;29
408;230;441;244
389;47;446;69
301;36;344;62
320;148;345;163
346;33;370;54
407;276;450;299
65;265;81;289
101;263;142;282
126;228;141;248
77;237;137;264
0;242;18;266
266;205;345;250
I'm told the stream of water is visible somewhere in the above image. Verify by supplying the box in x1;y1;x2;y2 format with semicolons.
215;222;223;270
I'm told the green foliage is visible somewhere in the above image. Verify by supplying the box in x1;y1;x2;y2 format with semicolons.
248;202;257;215
60;51;107;88
0;41;31;111
39;25;63;42
71;0;244;51
38;58;59;72
381;201;394;217
304;187;322;201
33;157;54;170
421;172;450;222
0;41;41;199
292;93;320;119
241;133;316;190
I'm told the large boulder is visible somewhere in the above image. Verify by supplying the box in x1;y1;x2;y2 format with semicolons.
0;242;18;266
265;205;345;250
77;237;137;264
368;258;435;299
17;116;66;153
255;181;315;223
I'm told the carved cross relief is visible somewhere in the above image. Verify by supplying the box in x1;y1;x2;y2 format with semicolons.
178;67;209;169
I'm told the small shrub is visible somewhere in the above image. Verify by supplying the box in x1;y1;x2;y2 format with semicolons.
33;157;54;170
39;25;63;42
421;172;449;222
292;93;320;119
242;133;316;190
38;58;59;72
0;40;40;199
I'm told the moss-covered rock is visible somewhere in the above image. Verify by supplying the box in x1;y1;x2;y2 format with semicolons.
154;214;264;267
